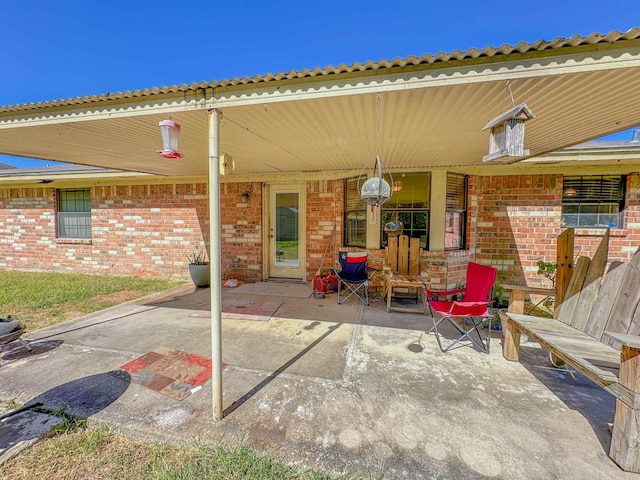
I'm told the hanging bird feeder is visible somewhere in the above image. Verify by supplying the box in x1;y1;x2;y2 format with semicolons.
482;82;535;164
156;119;184;158
358;155;392;210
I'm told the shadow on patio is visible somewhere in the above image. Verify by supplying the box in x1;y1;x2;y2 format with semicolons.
0;283;630;479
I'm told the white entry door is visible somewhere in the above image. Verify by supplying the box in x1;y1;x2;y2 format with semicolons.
269;185;305;279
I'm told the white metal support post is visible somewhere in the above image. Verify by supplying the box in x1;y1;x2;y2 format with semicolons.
208;109;224;420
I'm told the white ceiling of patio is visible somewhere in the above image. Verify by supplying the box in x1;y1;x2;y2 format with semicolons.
1;29;640;177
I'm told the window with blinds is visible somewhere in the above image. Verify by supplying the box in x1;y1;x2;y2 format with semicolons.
57;189;92;239
561;175;625;228
381;173;431;248
344;177;367;247
445;173;468;250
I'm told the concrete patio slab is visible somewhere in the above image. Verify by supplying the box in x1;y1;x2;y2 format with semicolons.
0;284;634;479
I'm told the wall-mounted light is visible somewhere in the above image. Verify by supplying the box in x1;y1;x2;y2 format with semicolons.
240;192;250;203
156;119;184;158
392;180;403;192
564;187;577;197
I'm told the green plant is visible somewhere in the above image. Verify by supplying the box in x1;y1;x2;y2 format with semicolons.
536;260;557;311
31;406;87;436
536;260;557;288
492;284;508;308
186;248;208;265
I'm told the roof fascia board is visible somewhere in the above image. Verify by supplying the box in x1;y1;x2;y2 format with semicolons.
465;162;640;176
2;42;640;127
1;160;638;187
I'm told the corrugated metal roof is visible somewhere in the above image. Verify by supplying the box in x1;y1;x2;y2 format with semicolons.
2;28;639;114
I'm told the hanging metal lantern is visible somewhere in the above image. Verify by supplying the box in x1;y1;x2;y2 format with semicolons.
156;119;184;158
358;156;392;209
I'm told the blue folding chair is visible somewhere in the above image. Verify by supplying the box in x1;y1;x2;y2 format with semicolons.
332;251;378;305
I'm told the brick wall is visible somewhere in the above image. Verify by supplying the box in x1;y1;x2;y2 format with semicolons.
306;180;342;280
473;173;640;289
220;182;263;283
0;184;213;280
3;172;639;290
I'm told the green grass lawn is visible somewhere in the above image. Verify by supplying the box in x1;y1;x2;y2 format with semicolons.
0;271;357;480
1;424;353;480
276;240;299;260
0;270;183;331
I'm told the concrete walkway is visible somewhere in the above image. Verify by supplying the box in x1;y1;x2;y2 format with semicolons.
0;284;634;479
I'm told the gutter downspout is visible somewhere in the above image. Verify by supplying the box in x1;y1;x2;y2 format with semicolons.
208;109;223;420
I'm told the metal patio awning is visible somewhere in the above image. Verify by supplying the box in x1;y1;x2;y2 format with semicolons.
1;29;640;177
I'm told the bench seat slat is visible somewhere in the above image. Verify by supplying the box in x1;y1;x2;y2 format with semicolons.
508;313;620;385
506;313;640;408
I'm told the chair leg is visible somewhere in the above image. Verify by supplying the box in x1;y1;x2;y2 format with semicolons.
429;315;491;354
338;280;368;305
430;316;449;352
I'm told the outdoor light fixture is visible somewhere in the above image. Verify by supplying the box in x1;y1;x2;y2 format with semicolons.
392;180;403;192
156;119;184;159
240;192;250;203
358;155;392;210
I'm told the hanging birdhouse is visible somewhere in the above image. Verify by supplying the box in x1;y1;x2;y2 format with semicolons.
359;156;392;209
156;119;184;158
482;103;535;164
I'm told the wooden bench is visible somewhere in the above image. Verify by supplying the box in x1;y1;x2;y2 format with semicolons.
384;235;426;313
501;227;578;316
501;231;640;472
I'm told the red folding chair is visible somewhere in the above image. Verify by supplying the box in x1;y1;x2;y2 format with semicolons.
425;262;497;353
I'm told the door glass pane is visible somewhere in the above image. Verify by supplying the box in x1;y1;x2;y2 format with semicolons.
276;192;299;267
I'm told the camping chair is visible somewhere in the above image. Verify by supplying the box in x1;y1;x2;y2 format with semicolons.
425;262;497;354
332;251;378;305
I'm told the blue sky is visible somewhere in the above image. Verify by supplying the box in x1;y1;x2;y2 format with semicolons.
1;0;639;168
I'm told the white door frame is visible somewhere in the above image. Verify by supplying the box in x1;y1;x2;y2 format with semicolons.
265;183;306;280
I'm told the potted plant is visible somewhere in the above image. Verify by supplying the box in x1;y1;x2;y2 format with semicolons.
187;248;210;287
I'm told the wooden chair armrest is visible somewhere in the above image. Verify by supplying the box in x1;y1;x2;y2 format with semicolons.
500;284;557;297
603;332;640;350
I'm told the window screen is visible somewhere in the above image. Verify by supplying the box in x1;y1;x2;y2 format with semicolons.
57;189;92;239
381;173;431;248
445;173;467;250
562;175;625;228
344;177;367;247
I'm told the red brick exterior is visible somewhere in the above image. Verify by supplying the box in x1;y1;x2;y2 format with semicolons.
2;172;639;294
220;182;263;283
473;173;640;289
0;184;210;279
305;180;342;280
